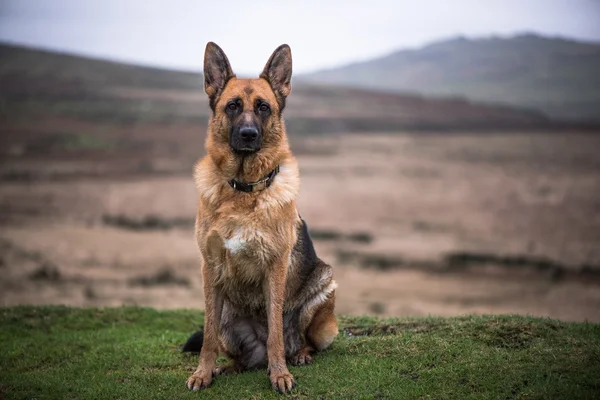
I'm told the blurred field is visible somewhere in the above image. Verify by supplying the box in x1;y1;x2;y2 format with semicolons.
1;44;599;322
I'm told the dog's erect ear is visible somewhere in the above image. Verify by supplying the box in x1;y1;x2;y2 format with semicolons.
260;44;292;106
204;42;234;102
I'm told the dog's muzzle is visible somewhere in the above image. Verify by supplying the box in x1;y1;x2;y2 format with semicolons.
230;124;262;153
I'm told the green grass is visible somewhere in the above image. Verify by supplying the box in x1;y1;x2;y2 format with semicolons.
1;307;599;399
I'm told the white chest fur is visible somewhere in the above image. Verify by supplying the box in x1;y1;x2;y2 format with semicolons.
223;229;248;255
222;227;268;255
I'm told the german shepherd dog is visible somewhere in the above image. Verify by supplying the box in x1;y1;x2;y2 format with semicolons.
183;42;338;393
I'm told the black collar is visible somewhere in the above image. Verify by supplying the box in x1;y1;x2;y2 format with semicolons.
228;165;280;193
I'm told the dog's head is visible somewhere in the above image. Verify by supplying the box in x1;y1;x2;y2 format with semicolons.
203;42;292;155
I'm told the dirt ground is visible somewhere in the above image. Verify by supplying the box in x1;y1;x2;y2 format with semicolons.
1;132;600;322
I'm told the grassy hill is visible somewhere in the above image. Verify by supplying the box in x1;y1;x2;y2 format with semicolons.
1;306;599;399
301;34;600;122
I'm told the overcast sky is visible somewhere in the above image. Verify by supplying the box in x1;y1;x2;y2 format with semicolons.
1;0;599;75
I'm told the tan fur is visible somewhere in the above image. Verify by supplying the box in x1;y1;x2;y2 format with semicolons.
308;293;339;351
186;42;337;394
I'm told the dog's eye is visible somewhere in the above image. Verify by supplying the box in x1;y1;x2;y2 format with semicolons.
227;102;238;111
259;103;269;112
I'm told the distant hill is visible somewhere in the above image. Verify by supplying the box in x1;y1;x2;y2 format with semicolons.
0;42;201;90
301;34;600;122
0;42;569;136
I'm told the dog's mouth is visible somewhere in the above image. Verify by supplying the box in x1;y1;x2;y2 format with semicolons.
229;138;262;154
231;147;260;155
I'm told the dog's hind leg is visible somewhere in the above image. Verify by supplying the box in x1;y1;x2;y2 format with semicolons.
290;290;338;366
306;290;338;351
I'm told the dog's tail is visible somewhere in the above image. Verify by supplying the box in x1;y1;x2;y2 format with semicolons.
182;329;204;353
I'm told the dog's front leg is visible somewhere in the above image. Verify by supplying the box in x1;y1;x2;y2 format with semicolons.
187;233;225;391
265;251;295;393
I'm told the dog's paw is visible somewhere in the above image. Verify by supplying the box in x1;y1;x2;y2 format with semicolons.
269;370;296;393
213;364;240;376
186;369;213;391
289;350;313;366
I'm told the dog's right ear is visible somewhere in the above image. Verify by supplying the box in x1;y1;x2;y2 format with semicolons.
204;42;235;104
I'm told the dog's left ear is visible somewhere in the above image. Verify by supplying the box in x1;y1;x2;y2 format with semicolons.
260;44;292;106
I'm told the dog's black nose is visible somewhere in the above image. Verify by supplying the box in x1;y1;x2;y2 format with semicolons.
230;123;262;153
240;127;258;141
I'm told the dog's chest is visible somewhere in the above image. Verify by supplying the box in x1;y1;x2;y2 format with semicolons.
223;227;263;256
203;189;298;309
217;219;279;282
214;224;275;310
